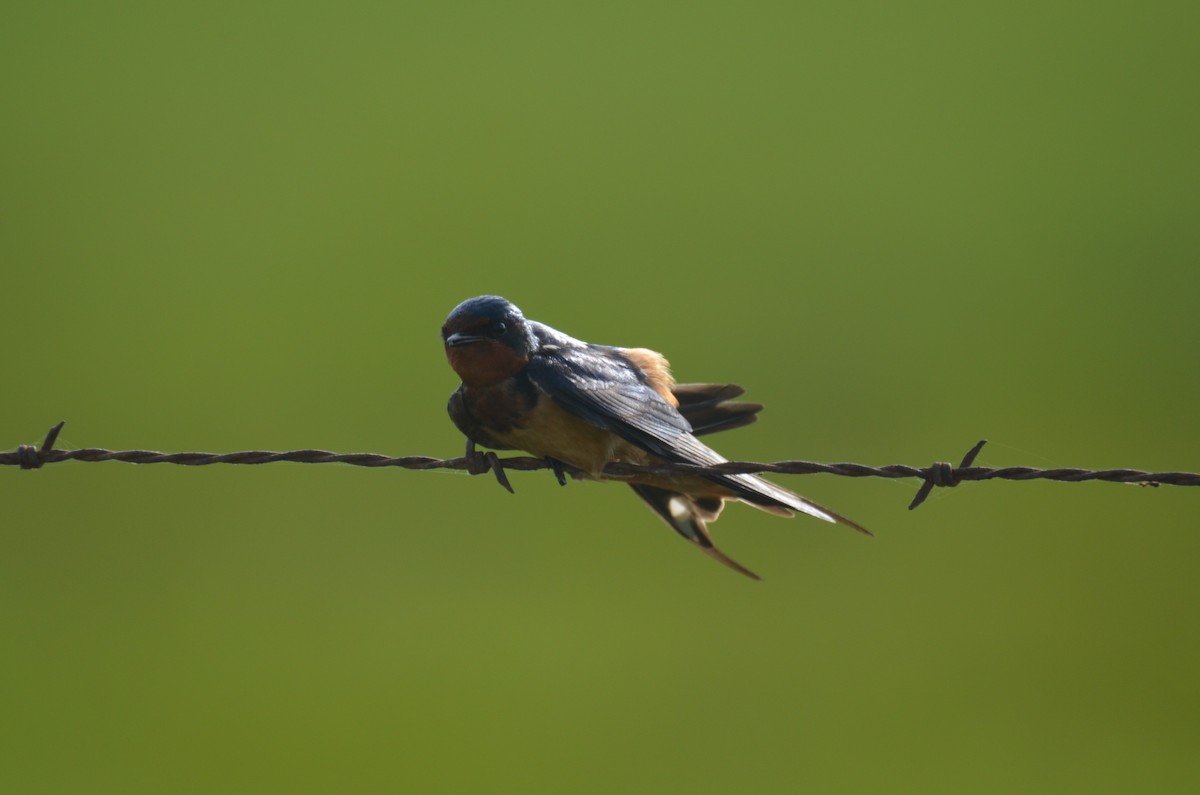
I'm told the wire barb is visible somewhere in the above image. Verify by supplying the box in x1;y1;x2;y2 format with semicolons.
15;420;65;470
4;423;1198;511
908;439;988;510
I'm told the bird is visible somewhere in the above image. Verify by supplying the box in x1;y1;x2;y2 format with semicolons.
441;295;869;579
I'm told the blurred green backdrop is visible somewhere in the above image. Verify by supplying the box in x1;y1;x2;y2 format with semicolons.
3;1;1198;793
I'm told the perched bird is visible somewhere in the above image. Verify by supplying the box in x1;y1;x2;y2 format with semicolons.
442;295;869;579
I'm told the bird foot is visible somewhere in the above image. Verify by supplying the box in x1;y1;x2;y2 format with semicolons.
465;439;514;494
545;457;569;487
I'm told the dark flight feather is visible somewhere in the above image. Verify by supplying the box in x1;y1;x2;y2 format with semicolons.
672;383;762;437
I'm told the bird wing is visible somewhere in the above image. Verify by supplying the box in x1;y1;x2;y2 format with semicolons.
525;345;718;464
447;384;517;450
527;345;872;535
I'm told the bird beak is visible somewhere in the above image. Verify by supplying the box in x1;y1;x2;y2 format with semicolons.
445;331;486;348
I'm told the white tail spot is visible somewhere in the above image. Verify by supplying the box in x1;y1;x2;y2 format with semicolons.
667;495;691;521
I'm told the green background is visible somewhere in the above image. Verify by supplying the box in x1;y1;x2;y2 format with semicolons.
3;2;1198;792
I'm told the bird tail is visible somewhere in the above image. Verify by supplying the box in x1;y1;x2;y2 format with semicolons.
722;472;873;536
672;383;872;536
629;484;762;580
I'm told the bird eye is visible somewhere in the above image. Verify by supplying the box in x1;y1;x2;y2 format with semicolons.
488;321;508;338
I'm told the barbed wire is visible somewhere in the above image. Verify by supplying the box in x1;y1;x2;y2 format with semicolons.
4;422;1196;510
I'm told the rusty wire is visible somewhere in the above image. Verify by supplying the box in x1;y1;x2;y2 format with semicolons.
4;422;1196;510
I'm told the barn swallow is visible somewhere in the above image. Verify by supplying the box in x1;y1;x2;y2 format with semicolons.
441;295;869;579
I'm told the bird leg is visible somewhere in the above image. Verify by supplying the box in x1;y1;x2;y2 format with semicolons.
465;438;514;494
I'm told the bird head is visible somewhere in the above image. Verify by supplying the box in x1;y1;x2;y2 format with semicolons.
442;295;536;387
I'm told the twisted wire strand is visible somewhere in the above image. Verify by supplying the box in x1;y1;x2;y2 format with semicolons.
4;422;1196;510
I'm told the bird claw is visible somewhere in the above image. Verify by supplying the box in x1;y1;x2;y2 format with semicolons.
546;457;569;487
465;439;514;494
